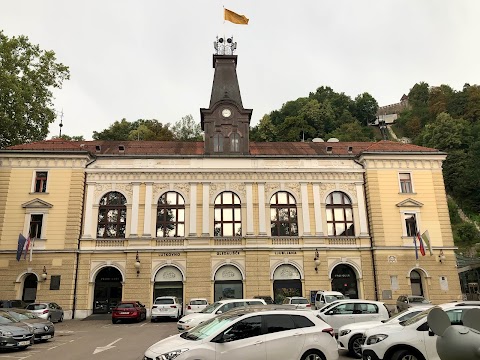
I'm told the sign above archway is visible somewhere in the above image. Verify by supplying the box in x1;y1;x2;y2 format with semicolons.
215;265;243;281
273;264;301;280
155;266;183;282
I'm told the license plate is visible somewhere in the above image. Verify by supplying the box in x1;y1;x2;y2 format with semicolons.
17;341;30;346
120;312;129;314
41;335;52;339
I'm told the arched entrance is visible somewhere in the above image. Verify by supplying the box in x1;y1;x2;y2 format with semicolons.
331;264;358;299
22;274;38;303
214;265;243;302
273;264;302;304
153;266;184;304
410;270;424;296
93;267;123;314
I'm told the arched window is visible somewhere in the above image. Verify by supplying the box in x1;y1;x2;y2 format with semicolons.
213;134;224;152
326;191;354;236
156;192;185;237
214;192;241;237
230;133;240;152
410;270;424;296
270;191;298;236
97;191;127;238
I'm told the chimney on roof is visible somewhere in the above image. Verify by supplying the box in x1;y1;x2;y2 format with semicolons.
326;146;333;154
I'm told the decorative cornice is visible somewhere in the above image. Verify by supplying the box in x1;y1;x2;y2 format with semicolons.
362;158;443;170
0;156;90;169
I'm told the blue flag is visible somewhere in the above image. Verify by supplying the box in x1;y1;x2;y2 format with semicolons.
16;233;27;261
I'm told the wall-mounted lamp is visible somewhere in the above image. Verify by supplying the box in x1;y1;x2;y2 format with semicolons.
134;251;141;276
41;266;48;281
438;250;446;264
314;249;320;273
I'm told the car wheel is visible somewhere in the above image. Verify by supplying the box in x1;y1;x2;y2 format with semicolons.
59;314;64;323
151;317;156;323
391;349;421;360
348;334;364;359
300;350;326;360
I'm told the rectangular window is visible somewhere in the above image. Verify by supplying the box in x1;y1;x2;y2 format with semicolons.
34;172;48;193
399;173;412;193
29;214;43;238
405;213;418;237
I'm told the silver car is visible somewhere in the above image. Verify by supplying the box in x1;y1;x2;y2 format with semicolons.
0;309;54;342
25;302;64;323
0;312;34;350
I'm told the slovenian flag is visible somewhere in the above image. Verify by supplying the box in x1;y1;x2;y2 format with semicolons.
417;232;426;256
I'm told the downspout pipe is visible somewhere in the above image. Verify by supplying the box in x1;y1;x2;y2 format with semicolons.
72;157;96;319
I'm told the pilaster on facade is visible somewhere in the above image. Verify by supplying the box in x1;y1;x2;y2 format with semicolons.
82;183;95;239
355;182;369;236
202;183;210;237
312;183;324;236
189;183;197;236
130;182;140;238
257;183;267;236
245;183;254;235
143;182;153;238
300;182;311;236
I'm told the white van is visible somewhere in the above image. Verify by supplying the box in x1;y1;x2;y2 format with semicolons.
315;290;345;310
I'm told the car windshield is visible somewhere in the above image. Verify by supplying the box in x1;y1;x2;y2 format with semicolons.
6;311;37;320
319;301;342;312
200;302;222;314
400;308;434;326
154;299;174;305
180;316;235;341
325;295;345;302
117;303;134;308
291;298;309;304
27;304;47;310
409;297;429;303
0;314;17;324
190;300;207;305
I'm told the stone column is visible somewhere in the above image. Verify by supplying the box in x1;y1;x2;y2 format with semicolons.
246;183;254;235
301;182;311;235
143;182;153;237
189;183;197;236
202;183;210;236
258;183;266;235
130;182;140;238
313;183;324;235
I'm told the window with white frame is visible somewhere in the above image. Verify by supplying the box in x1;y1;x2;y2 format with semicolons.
404;213;418;237
326;191;355;236
97;191;127;238
214;192;242;236
29;214;43;239
230;133;240;152
156;192;185;237
270;191;298;236
34;171;48;193
213;133;224;152
399;173;413;193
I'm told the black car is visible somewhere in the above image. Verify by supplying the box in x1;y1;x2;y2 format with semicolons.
0;300;28;309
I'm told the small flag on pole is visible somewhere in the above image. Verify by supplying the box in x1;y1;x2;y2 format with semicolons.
224;8;249;25
16;234;27;261
421;230;433;256
24;237;31;260
417;232;426;256
413;234;419;260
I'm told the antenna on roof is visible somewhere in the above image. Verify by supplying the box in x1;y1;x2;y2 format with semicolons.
58;109;64;137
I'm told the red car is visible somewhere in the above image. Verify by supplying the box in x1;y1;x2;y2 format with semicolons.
111;301;146;323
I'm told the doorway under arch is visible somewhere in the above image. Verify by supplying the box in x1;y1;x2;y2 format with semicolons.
273;264;302;304
22;274;38;303
331;264;359;299
153;266;184;305
410;269;424;296
214;265;243;302
93;267;123;314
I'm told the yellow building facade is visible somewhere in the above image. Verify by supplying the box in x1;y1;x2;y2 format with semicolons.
0;51;460;318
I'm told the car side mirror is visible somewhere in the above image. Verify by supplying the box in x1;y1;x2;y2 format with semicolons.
326;310;334;315
428;329;435;337
216;310;223;314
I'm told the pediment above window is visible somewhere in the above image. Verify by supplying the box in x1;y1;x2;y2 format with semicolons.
22;198;53;209
396;198;424;208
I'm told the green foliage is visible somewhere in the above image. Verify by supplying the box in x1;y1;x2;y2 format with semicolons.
0;31;70;148
453;222;480;246
420;113;472;151
448;198;462;225
93;118;174;141
171;114;203;141
252;86;378;142
51;134;85;141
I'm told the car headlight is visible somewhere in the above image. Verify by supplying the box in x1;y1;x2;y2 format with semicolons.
0;331;13;337
339;329;351;337
156;349;189;360
366;334;388;345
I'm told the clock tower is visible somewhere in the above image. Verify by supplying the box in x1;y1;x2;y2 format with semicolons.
201;38;252;155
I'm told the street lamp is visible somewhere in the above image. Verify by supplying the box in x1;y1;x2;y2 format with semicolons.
314;249;320;273
41;266;48;281
134;251;141;276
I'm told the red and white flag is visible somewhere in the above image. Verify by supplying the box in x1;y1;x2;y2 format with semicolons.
23;237;31;260
417;232;426;257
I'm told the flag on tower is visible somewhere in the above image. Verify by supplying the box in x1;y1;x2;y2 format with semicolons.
224;8;249;25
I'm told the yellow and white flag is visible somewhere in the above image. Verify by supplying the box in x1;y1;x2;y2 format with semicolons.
224;8;249;25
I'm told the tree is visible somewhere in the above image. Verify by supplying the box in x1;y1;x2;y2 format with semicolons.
93;119;174;141
353;93;378;126
171;114;203;141
250;114;277;142
327;121;375;142
419;113;472;151
51;134;85;141
0;31;70;148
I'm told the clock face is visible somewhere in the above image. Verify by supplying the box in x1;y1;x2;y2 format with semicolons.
222;108;232;118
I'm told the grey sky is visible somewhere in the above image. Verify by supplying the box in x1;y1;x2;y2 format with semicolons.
1;1;479;140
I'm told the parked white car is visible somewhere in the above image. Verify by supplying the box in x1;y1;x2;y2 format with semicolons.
282;296;312;309
177;298;266;332
361;302;480;360
151;296;182;322
316;299;390;334
146;306;339;360
184;298;209;316
337;305;433;358
315;290;345;310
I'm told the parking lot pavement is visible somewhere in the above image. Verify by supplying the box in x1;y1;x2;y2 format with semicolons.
0;318;352;360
